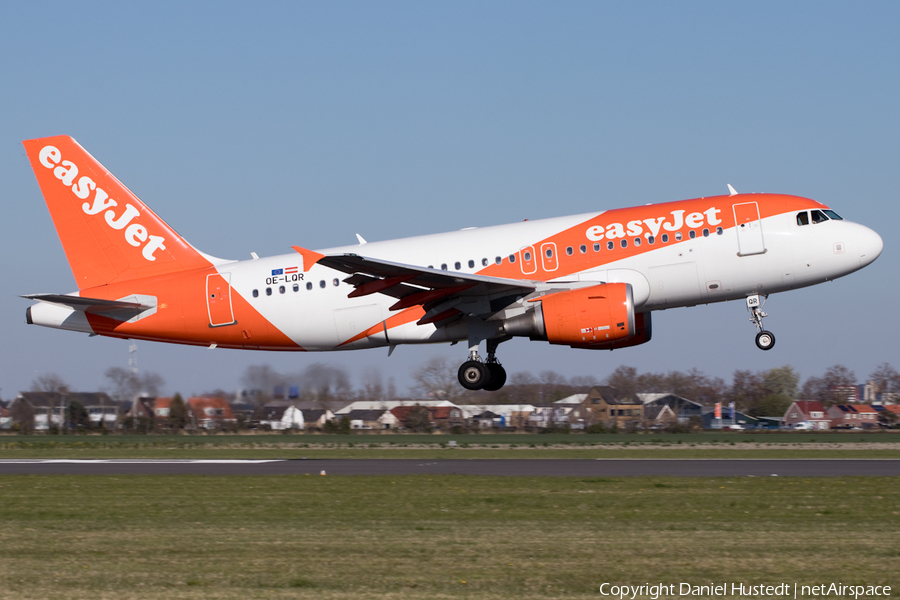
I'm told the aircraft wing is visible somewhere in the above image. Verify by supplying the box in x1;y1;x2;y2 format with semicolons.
316;253;537;325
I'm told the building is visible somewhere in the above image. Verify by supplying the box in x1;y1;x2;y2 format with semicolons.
11;392;120;430
638;393;703;423
827;404;879;429
701;406;757;429
584;387;643;429
343;409;398;430
783;401;830;430
259;405;304;430
457;404;535;429
186;397;237;430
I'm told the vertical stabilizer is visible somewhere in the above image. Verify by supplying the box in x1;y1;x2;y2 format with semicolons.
23;136;213;289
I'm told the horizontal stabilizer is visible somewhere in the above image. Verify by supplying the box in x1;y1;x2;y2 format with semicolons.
22;293;151;313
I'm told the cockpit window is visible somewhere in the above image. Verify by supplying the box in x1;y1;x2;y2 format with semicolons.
811;210;828;224
797;212;809;226
823;210;843;220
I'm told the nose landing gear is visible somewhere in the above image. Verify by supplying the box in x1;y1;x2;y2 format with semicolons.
457;337;508;391
747;295;775;350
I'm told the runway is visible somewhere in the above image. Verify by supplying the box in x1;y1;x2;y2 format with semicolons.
0;458;899;476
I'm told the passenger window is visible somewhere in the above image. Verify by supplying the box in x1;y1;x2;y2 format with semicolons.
454;262;461;270
252;289;259;298
293;284;299;292
509;254;516;263
661;234;669;243
620;239;628;248
593;243;600;252
702;228;709;237
523;251;531;261
319;280;326;289
468;259;475;268
580;244;587;254
266;287;272;296
566;247;573;256
811;210;828;224
441;264;447;270
333;279;339;287
306;282;313;290
279;285;285;294
824;210;843;220
675;232;683;241
495;256;502;265
689;230;696;239
648;236;655;245
634;238;641;247
545;248;553;258
607;241;614;250
797;211;809;226
716;227;723;235
482;258;488;267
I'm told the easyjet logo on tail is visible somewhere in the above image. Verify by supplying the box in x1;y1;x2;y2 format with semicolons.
37;145;167;261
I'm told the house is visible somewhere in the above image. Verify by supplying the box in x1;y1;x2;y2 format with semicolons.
11;392;121;430
644;404;678;428
186;397;237;430
783;400;830;430
334;400;460;415
584;387;643;429
0;405;11;430
529;404;572;428
827;404;880;429
301;409;335;429
344;409;399;430
259;405;304;430
638;393;703;423
472;410;501;428
391;405;465;430
457;405;535;429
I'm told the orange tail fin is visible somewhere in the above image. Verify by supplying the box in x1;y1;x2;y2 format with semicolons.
23;136;214;289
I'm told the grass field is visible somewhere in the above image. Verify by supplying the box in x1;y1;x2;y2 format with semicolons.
2;432;900;459
0;474;898;599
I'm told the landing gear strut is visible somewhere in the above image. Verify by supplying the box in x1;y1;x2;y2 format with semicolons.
457;337;508;391
747;294;775;351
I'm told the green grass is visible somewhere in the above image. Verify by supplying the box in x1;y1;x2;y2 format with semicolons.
0;475;898;599
1;432;899;459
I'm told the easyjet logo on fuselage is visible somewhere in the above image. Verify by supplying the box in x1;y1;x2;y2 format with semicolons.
584;206;723;242
37;145;167;262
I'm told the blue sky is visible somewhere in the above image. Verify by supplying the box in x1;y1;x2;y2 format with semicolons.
1;2;897;398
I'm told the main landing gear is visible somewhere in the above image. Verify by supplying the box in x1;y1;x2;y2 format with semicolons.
458;337;508;391
746;294;775;351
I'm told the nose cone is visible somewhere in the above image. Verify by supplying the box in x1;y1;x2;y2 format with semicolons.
858;226;883;268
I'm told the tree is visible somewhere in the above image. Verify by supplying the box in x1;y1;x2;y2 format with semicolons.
870;363;900;397
606;366;638;397
412;357;459;401
752;393;793;418
67;400;91;430
168;393;189;430
802;364;856;405
104;367;165;403
403;405;433;432
30;373;70;393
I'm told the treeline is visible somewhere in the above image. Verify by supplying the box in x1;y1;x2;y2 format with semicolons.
25;360;900;421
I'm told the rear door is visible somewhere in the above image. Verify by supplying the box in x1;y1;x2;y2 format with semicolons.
206;272;236;327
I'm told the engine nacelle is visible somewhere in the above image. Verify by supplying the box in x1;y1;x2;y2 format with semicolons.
502;283;638;348
568;310;652;350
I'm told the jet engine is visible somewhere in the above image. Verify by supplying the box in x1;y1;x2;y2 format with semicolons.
502;282;650;349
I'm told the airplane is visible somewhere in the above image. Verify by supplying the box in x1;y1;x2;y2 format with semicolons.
21;135;883;391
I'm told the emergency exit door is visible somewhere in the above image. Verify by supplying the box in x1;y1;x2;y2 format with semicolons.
733;202;766;256
206;272;236;327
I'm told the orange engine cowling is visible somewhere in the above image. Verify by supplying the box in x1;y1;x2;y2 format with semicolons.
538;282;635;346
500;283;646;349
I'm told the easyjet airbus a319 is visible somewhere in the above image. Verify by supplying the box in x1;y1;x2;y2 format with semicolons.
22;136;883;391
